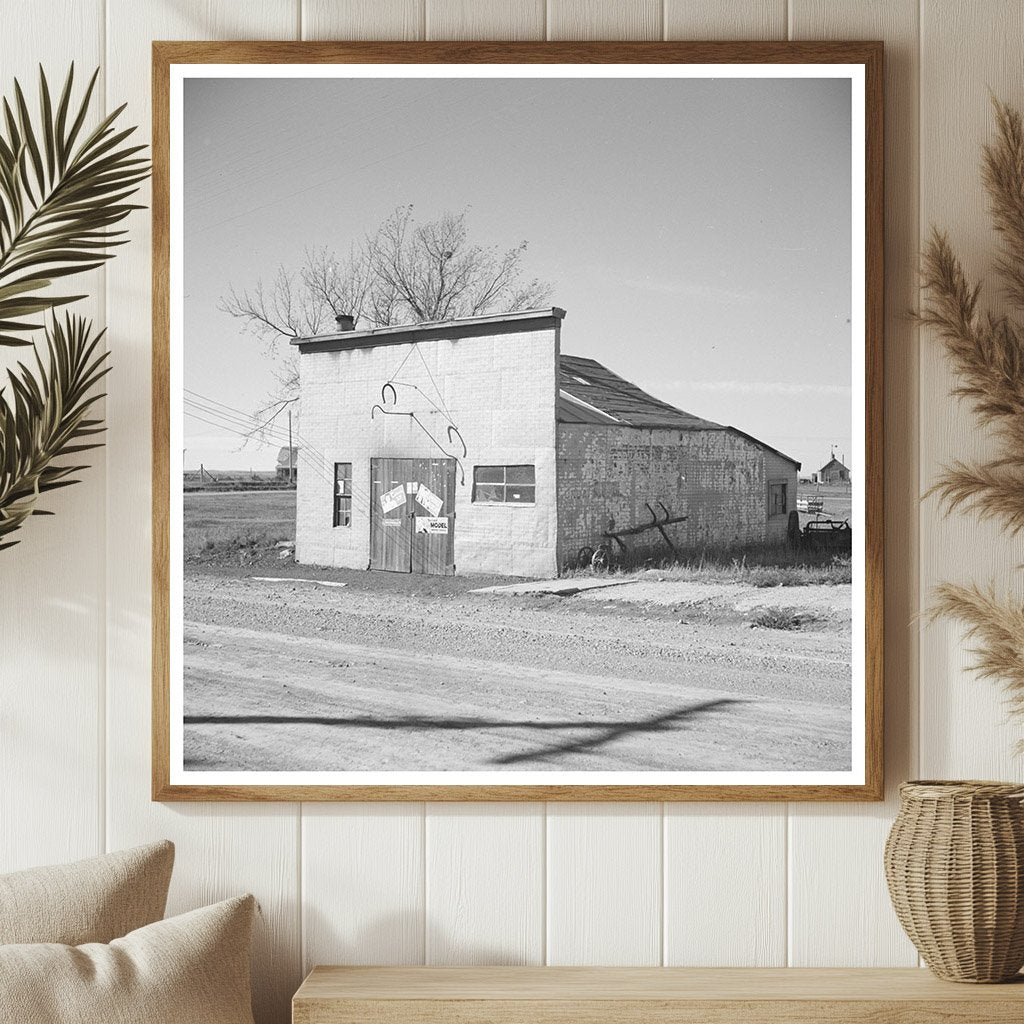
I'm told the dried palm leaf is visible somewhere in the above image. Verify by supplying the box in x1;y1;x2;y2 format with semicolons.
0;313;109;549
0;64;148;347
0;64;146;551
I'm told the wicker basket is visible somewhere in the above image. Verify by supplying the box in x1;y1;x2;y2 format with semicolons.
885;780;1024;982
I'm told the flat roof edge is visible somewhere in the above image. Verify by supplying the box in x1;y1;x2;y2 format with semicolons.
293;307;566;349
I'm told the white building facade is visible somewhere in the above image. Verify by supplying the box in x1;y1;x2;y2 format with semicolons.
293;308;799;578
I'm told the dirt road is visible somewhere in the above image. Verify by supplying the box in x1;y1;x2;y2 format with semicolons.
183;567;852;773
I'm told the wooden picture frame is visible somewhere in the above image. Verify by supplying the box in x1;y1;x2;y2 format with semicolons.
153;41;883;801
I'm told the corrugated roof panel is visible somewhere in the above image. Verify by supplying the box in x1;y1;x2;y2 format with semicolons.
557;389;622;424
558;355;724;431
557;354;801;467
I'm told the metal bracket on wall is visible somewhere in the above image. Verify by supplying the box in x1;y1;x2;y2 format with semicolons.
370;402;466;485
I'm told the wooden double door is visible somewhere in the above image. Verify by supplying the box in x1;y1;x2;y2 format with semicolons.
369;457;456;575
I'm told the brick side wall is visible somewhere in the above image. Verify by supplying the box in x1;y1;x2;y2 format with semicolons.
556;424;780;566
295;325;560;578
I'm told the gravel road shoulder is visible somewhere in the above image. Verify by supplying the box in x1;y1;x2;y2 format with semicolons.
183;563;852;773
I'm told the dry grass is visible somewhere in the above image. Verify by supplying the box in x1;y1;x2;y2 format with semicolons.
183;489;295;561
564;545;851;588
932;583;1024;721
751;607;821;631
919;97;1024;720
184;525;291;560
927;461;1024;535
919;100;1024;525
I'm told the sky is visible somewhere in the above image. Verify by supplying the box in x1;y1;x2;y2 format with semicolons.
183;74;852;473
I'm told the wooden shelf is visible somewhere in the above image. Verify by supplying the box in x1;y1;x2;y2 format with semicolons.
293;966;1024;1023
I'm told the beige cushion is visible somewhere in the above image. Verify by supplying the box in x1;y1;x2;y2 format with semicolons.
0;840;174;946
0;894;256;1024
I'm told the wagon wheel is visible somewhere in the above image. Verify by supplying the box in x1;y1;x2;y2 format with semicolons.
576;546;594;570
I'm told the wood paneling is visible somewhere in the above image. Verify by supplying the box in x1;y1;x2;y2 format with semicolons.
787;0;921;968
547;1;663;41
427;0;544;41
104;5;302;1022
664;805;786;966
0;0;106;875
547;804;661;965
425;804;544;964
303;804;426;970
918;0;1024;778
303;0;425;40
6;3;1021;1021
664;0;786;40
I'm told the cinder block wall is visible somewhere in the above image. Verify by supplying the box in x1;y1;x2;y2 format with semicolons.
556;425;772;565
296;322;560;577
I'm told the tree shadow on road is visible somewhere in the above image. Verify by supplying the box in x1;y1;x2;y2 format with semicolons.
184;698;746;767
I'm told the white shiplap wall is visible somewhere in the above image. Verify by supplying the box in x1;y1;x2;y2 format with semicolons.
3;2;1022;1021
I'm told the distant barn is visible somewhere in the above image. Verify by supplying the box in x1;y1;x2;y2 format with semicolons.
276;446;298;482
818;455;851;484
292;308;800;577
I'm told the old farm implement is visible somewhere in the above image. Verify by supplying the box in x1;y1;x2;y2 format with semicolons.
794;497;853;555
802;516;852;553
575;501;687;569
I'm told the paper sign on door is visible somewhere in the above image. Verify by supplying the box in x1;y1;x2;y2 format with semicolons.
380;485;406;514
415;484;444;517
415;516;449;534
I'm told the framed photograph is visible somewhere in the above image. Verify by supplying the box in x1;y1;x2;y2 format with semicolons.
153;41;883;801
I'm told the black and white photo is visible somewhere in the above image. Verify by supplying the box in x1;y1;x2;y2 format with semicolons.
155;45;882;799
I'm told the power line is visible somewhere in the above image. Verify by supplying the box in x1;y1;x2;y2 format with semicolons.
183;387;440;519
183;411;334;488
184;408;440;562
183;402;323;467
185;388;348;478
184;393;332;472
184;396;383;510
414;344;455;424
184;407;324;472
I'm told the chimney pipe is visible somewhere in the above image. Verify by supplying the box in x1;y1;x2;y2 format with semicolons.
335;313;355;331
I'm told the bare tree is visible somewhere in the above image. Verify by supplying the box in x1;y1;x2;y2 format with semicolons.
220;206;552;404
218;207;551;450
367;206;551;323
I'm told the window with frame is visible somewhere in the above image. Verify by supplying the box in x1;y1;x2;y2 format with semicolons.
769;481;788;516
472;465;535;504
333;462;352;527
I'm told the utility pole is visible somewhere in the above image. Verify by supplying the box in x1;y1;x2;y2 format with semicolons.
288;408;294;485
